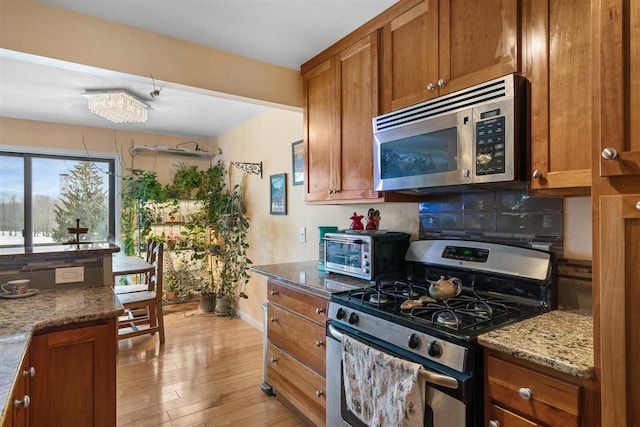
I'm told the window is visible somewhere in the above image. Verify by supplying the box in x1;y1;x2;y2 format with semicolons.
0;152;115;248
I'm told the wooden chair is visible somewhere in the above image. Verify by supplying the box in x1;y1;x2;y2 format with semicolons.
114;239;158;295
116;243;165;344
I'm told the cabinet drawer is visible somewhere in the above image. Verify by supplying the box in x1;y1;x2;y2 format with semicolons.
267;280;327;325
267;343;326;426
487;404;541;427
486;356;580;427
267;303;326;376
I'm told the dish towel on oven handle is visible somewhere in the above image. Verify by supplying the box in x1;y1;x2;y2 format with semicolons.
342;334;424;427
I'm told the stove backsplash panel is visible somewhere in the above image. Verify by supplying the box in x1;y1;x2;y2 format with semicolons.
419;189;563;256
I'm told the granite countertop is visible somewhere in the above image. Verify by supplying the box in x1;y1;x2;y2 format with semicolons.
0;243;120;259
251;260;372;297
0;286;124;424
478;309;594;378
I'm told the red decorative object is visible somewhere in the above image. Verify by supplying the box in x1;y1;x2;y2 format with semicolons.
366;213;377;230
349;212;364;230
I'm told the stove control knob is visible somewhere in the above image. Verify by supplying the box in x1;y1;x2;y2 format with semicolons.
427;341;442;358
407;333;420;349
336;308;346;320
363;253;369;259
348;312;359;325
363;260;370;267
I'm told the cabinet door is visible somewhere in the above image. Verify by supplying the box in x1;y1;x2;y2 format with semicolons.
334;33;380;201
304;58;338;202
381;0;439;112
525;0;592;192
599;195;640;426
598;0;640;176
487;404;541;427
29;322;116;427
439;0;519;95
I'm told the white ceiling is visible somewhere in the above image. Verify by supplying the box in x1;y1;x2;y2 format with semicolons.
0;1;396;139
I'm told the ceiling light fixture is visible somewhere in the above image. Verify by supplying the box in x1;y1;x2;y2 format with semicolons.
82;89;151;124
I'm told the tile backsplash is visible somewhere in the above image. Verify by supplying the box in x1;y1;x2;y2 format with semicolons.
419;190;564;255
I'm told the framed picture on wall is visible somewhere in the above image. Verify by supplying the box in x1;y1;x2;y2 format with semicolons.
291;140;304;186
270;173;287;215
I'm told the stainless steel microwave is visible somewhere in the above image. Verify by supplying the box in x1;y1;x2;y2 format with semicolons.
373;74;526;193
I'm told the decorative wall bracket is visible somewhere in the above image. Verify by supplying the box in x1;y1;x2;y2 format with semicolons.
232;161;263;179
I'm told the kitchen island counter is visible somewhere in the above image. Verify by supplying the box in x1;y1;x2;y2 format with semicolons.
478;309;594;378
251;260;371;298
0;286;123;425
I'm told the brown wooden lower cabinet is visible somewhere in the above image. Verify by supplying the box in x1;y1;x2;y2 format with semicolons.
485;351;595;427
267;279;327;426
2;354;31;427
29;319;117;427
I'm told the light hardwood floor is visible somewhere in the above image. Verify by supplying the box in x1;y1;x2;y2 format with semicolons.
116;303;307;427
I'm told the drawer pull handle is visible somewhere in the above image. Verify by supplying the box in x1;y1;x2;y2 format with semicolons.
601;147;618;160
518;387;532;400
270;290;279;296
315;340;324;347
315;307;325;315
23;367;35;378
489;420;500;427
270;357;277;364
316;390;324;397
270;317;277;322
14;395;30;408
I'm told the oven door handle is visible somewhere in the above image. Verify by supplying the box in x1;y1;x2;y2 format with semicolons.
328;325;459;390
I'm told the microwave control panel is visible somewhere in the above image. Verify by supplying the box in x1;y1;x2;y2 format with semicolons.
475;111;506;176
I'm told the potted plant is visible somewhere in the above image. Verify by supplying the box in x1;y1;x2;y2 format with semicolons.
165;230;180;250
208;185;251;316
165;274;181;301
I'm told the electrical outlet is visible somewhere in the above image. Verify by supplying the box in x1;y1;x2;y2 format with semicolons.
55;267;84;284
299;227;306;243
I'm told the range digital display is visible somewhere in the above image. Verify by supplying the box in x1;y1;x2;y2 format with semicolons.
442;246;490;263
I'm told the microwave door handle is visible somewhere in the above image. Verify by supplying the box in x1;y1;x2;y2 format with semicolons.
329;325;459;390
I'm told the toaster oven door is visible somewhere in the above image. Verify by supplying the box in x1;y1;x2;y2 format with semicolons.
324;235;368;279
374;108;473;191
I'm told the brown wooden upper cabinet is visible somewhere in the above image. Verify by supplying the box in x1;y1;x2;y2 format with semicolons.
598;0;640;177
304;33;384;203
380;0;520;113
525;0;593;193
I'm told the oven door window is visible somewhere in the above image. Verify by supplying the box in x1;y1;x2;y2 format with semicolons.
325;240;364;268
381;127;458;179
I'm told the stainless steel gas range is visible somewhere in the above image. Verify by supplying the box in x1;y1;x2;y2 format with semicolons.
326;239;556;427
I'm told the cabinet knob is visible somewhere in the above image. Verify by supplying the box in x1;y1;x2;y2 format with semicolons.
636;201;640;212
270;357;277;364
601;147;619;160
14;395;30;408
518;387;532;400
532;169;542;179
270;317;277;322
270;290;278;296
315;340;324;347
489;420;500;427
437;78;447;87
315;307;325;315
316;390;324;397
427;82;436;91
23;367;35;378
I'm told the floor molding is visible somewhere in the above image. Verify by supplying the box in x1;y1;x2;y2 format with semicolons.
237;309;263;331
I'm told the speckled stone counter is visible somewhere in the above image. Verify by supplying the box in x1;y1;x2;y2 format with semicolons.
0;286;123;424
251;260;372;298
0;242;120;259
478;310;594;378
